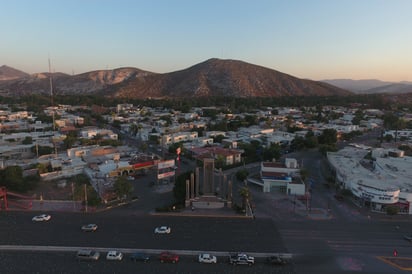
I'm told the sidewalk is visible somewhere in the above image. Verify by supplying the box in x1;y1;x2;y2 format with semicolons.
30;200;84;212
151;206;251;218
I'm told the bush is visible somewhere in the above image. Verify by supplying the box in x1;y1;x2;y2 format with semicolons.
386;206;399;215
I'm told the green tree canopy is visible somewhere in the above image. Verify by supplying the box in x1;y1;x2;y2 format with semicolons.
113;176;134;199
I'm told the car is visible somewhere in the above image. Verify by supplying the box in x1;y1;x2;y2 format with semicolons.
32;214;51;222
266;255;288;265
154;226;171;234
81;224;98;232
229;253;254;265
198;253;217;264
130;252;150;262
159;251;179;263
334;194;344;201
76;249;100;261
404;234;412;242
106;250;123;261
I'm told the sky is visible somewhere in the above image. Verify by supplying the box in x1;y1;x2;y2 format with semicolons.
1;0;412;81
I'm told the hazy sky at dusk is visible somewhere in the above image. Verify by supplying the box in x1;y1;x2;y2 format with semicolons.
1;0;411;81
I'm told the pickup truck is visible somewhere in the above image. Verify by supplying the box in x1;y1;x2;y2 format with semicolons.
228;253;254;266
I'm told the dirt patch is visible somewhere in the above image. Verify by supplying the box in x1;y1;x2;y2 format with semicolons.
27;180;73;201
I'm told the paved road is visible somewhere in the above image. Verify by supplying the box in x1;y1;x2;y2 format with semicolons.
0;250;295;274
4;143;412;273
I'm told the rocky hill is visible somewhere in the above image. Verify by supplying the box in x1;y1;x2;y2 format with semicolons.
0;59;350;98
0;65;29;81
0;67;152;96
113;58;351;98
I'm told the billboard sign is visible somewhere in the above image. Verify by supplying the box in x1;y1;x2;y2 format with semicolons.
158;171;175;180
158;159;175;169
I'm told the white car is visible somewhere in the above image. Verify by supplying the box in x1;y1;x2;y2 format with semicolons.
81;224;98;232
198;253;217;264
106;250;123;261
32;214;51;222
154;226;171;234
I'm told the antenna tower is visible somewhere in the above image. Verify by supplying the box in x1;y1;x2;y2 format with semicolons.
48;57;54;107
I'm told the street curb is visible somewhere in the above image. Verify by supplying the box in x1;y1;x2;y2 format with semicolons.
150;211;254;219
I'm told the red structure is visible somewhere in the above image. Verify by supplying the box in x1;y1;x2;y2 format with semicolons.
0;187;8;210
0;187;32;210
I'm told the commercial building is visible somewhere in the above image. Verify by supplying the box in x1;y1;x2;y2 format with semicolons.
327;146;412;214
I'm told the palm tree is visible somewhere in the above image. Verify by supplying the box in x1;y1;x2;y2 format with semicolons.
239;186;250;211
129;123;138;137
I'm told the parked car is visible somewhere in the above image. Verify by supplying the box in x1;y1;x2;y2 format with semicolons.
81;224;98;232
106;250;123;261
266;255;288;265
154;226;171;234
228;253;254;266
198;253;217;264
159;252;179;263
76;249;100;261
130;252;150;262
32;214;51;222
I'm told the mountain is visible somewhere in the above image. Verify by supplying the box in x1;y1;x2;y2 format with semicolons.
322;78;412;94
0;67;152;96
360;83;412;94
0;65;29;81
112;58;351;98
0;59;350;98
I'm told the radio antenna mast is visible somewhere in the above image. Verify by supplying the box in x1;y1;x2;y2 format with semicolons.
48;56;56;132
48;57;54;107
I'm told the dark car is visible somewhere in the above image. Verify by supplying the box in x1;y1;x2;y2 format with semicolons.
266;255;288;265
334;194;344;201
130;252;150;262
159;251;179;263
403;234;412;242
81;224;98;232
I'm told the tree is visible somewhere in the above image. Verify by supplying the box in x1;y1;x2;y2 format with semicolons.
318;129;337;145
22;136;33;145
236;169;249;181
263;143;281;161
291;136;305;151
63;135;77;149
386;206;399;215
129;123;138;136
173;172;191;206
213;134;226;144
304;131;318;148
0;166;36;192
300;168;309;182
113;176;134;200
352;109;364;125
31;145;54;156
239;186;251;210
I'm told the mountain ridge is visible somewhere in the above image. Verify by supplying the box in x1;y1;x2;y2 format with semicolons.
1;59;350;98
322;78;412;94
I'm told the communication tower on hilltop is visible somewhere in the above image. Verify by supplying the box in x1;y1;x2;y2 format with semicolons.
48;57;54;107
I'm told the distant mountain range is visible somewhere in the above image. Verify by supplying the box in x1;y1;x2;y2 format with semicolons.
322;79;412;94
0;59;353;98
0;65;29;81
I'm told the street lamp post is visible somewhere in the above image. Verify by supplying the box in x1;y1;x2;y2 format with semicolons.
84;184;88;213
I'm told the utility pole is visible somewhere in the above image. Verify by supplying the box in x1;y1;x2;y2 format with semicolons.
84;184;88;213
71;182;75;211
